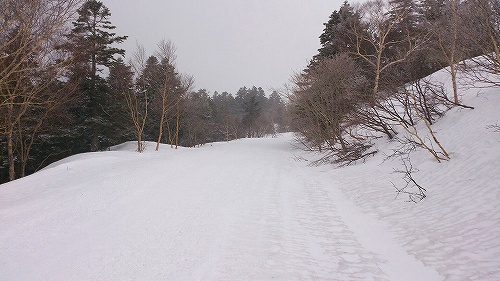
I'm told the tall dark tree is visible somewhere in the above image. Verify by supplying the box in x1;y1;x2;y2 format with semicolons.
107;58;135;143
312;1;361;65
267;91;288;133
183;89;213;146
421;0;445;22
66;0;127;151
211;91;240;141
385;0;435;83
238;87;264;138
134;54;183;145
136;55;163;141
388;0;421;35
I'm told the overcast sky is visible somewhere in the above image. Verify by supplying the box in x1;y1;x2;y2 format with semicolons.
103;0;347;94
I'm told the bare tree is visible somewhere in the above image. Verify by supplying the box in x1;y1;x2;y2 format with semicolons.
432;0;467;104
154;39;177;151
392;155;426;203
124;44;149;152
350;0;428;98
289;53;375;164
1;0;80;181
16;77;78;177
379;78;452;162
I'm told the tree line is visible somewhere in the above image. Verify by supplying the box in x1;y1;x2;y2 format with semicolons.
289;0;499;170
0;0;288;183
3;0;497;184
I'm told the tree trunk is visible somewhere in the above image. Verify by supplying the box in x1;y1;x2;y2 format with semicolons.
175;103;180;149
7;104;16;181
7;129;15;181
373;54;382;97
90;43;99;152
226;118;229;142
18;125;26;178
450;63;459;104
166;117;173;148
156;113;165;151
91;130;99;152
137;134;142;152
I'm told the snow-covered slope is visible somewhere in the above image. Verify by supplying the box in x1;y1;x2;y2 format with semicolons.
0;68;499;280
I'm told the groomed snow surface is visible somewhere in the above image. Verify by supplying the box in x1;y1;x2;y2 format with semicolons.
1;68;499;280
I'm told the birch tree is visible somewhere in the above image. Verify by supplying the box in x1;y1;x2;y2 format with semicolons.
350;0;428;97
154;40;177;151
125;45;149;152
433;0;465;104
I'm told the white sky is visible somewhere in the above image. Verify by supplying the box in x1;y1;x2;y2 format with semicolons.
103;0;347;94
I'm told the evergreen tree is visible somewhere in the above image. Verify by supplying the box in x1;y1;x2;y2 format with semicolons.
107;58;135;144
421;0;445;22
66;0;127;152
388;0;421;35
268;91;287;133
312;1;361;65
385;0;434;83
134;54;184;144
211;91;240;141
240;87;263;138
183;89;213;146
136;55;163;141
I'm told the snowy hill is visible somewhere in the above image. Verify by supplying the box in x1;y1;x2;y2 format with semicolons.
0;67;499;280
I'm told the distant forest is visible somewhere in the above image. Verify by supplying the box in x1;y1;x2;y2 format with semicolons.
1;0;498;183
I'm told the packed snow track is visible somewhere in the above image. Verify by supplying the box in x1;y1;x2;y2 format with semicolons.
1;136;444;280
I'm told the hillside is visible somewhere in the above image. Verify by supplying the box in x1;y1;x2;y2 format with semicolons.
0;67;499;280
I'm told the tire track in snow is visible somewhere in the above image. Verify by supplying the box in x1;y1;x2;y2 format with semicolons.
207;139;389;280
206;136;441;280
288;172;388;280
309;174;443;281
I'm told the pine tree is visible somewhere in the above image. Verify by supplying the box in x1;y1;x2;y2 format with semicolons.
241;87;262;138
312;1;361;65
66;0;127;152
421;0;445;22
184;89;213;146
107;58;135;144
386;0;434;82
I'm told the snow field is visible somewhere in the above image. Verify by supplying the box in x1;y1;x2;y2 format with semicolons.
1;65;499;280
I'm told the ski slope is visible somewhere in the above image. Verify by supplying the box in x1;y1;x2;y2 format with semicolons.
1;68;499;280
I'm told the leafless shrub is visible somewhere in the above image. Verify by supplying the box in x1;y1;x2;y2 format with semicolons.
377;79;453;162
392;155;426;203
310;141;376;167
289;53;370;154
